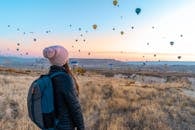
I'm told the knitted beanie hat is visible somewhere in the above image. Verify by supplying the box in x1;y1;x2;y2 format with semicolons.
43;45;69;66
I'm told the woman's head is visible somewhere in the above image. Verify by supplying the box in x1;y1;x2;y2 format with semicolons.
43;45;69;66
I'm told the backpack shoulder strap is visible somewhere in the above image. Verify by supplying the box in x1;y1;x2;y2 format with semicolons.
49;72;65;79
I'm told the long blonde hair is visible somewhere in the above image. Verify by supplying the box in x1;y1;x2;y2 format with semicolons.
63;63;79;96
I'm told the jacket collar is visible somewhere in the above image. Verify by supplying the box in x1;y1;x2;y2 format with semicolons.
49;65;67;74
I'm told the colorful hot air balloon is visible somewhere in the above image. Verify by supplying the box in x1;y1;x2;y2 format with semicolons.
135;8;141;15
113;0;118;6
92;24;97;30
120;31;124;35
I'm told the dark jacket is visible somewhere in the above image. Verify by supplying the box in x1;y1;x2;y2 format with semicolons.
49;65;84;130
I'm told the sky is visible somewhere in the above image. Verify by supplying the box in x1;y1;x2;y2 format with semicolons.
0;0;195;61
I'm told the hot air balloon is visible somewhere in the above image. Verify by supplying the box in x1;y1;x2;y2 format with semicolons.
147;43;149;45
120;31;124;35
83;39;86;42
152;26;155;29
80;34;83;37
154;54;156;57
46;30;51;33
16;48;19;51
88;52;91;55
78;49;81;52
177;56;181;59
180;34;183;37
72;45;74;48
8;25;10;27
113;0;118;6
170;41;174;46
135;8;141;15
92;24;97;30
17;28;20;31
26;52;29;55
75;39;78;42
33;38;37;42
17;43;20;46
78;28;81;31
131;26;134;29
112;28;115;31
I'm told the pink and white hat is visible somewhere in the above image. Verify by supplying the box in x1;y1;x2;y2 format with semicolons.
43;45;69;66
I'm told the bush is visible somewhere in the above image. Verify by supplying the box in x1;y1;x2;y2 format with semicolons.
73;67;86;75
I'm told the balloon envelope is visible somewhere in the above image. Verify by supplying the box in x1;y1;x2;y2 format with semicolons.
113;0;118;6
170;41;174;46
92;24;97;30
135;8;141;15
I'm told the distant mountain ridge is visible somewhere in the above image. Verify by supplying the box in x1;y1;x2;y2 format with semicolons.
1;56;195;74
0;56;126;69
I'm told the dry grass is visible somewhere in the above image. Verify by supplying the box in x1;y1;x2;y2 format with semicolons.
0;69;194;130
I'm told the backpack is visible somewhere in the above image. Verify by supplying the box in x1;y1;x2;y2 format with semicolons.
27;72;64;129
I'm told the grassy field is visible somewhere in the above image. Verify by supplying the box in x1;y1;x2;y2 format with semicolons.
0;67;195;130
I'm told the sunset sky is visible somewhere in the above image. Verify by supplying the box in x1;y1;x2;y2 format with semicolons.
0;0;195;61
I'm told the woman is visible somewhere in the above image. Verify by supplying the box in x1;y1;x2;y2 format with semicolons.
43;45;84;130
